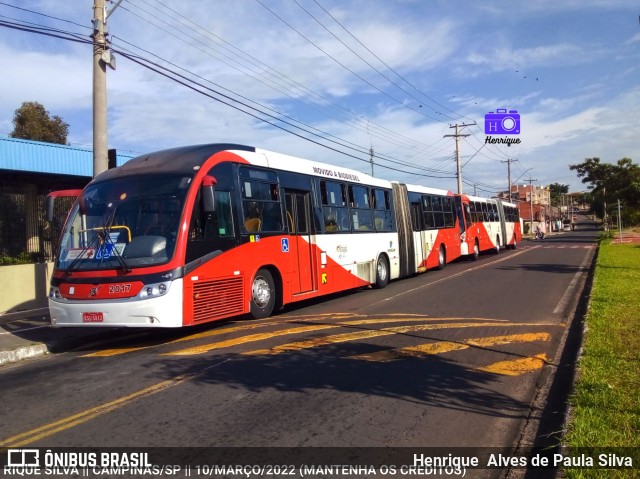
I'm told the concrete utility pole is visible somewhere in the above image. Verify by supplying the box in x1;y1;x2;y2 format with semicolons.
92;0;119;178
93;0;108;178
369;146;374;177
444;122;475;194
501;158;517;202
526;176;538;234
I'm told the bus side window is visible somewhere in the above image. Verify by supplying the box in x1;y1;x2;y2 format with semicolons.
321;180;350;232
444;197;455;228
373;189;392;231
422;195;435;229
189;190;235;241
349;185;373;231
241;179;283;232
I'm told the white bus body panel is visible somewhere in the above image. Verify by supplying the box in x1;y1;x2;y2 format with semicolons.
315;232;400;283
49;278;184;328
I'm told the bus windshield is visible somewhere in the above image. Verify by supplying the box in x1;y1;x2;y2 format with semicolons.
56;175;192;271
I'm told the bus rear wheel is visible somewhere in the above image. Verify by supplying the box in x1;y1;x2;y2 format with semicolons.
470;240;479;261
438;245;446;270
375;255;389;289
250;268;276;319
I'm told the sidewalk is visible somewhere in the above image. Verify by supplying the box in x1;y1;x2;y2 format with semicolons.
0;308;114;366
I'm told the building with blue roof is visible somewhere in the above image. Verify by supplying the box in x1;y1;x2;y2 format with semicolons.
0;136;136;262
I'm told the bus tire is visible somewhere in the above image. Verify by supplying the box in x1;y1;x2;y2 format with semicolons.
494;236;501;254
438;245;446;270
470;240;479;261
250;268;276;319
374;255;390;289
512;238;517;249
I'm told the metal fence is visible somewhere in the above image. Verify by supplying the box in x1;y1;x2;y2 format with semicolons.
0;183;76;264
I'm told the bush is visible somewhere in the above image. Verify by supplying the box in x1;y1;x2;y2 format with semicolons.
0;252;46;265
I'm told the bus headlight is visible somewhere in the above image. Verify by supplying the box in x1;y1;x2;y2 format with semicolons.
139;281;171;299
49;287;61;300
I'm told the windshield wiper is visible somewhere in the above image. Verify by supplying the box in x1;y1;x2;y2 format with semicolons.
65;230;100;273
97;228;131;273
97;203;132;272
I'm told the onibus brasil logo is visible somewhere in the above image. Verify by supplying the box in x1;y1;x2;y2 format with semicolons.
485;108;521;147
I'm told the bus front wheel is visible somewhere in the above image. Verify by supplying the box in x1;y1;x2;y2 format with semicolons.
250;269;276;319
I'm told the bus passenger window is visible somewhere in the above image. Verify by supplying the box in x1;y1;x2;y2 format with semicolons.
241;178;283;233
244;202;262;232
373;189;392;231
349;185;373;231
324;210;339;232
321;180;349;232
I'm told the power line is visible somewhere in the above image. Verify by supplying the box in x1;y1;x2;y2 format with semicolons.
115;50;456;178
121;0;454;160
310;0;474;123
292;0;460;122
0;4;461;180
254;0;449;124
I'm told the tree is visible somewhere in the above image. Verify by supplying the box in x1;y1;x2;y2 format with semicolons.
10;101;69;145
548;182;569;207
570;157;640;224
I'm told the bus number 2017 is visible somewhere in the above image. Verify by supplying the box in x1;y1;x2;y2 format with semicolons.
109;284;131;294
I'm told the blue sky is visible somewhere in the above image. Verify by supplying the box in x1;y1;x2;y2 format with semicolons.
1;0;639;195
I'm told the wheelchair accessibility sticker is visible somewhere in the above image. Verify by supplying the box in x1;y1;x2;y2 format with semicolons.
281;238;289;253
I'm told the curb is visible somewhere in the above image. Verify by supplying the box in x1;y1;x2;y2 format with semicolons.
0;343;49;367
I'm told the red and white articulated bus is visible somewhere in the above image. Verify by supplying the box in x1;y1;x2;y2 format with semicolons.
47;144;520;328
458;195;522;259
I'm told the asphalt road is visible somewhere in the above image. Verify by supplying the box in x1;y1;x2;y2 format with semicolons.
0;226;598;479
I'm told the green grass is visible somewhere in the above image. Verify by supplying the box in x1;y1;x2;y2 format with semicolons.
563;236;640;478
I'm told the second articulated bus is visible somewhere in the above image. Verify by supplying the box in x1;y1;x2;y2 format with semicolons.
47;144;521;328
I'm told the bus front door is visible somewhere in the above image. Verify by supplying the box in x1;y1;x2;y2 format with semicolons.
285;191;316;294
410;202;426;272
454;196;469;256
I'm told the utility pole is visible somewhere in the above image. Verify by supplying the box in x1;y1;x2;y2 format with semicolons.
444;122;475;194
92;0;119;178
617;199;622;241
501;158;517;201
603;187;607;231
369;146;374;177
526;176;538;235
93;0;108;178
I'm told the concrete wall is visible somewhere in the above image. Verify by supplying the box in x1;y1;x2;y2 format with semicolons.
0;262;52;313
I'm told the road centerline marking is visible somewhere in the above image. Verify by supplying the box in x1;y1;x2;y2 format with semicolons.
0;359;229;447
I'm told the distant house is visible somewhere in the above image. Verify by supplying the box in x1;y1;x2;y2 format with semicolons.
0;136;135;262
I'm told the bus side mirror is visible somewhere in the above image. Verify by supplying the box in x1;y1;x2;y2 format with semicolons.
45;189;83;222
46;195;55;222
201;175;217;213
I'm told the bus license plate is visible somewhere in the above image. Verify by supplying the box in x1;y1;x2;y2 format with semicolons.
82;312;104;323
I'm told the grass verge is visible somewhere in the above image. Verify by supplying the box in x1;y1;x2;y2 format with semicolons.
563;235;640;478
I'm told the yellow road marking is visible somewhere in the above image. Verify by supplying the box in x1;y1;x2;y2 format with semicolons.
163;317;510;356
0;359;228;447
244;322;546;356
349;332;551;362
478;353;549;376
466;332;550;347
164;324;337;356
83;315;505;357
81;321;274;357
83;346;149;357
352;342;468;362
